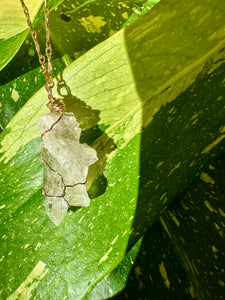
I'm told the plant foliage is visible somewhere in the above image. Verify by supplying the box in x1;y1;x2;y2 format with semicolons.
0;0;225;299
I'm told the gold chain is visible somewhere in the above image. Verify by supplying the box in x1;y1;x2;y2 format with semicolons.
20;0;65;113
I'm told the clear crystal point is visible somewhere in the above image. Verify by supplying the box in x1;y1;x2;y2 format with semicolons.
43;196;69;226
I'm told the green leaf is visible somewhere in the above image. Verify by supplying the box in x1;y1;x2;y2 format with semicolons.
121;0;161;29
0;31;28;73
160;152;225;299
91;151;225;299
0;0;42;40
49;0;145;58
1;0;225;298
0;0;41;71
64;0;98;14
0;59;64;130
0;0;64;71
0;0;145;91
89;223;193;299
88;237;143;299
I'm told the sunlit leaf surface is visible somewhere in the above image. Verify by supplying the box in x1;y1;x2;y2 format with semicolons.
0;0;63;71
0;0;225;298
0;59;64;129
0;0;42;40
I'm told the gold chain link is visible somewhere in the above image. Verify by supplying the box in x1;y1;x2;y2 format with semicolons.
20;0;65;113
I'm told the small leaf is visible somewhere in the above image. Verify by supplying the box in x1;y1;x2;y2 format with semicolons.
64;0;98;14
121;0;161;29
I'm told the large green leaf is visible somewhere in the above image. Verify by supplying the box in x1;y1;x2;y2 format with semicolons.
0;0;147;99
1;0;225;298
0;0;158;129
88;237;143;299
160;152;225;299
91;151;225;299
49;0;145;57
0;0;63;72
89;223;193;299
0;0;42;40
0;0;146;85
0;0;41;71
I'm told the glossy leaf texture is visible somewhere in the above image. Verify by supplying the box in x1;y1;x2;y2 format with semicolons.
48;0;147;57
0;0;145;85
0;0;64;72
0;0;225;299
160;152;225;299
0;0;41;71
89;223;193;299
0;0;149;118
91;152;225;299
121;0;160;28
0;59;64;129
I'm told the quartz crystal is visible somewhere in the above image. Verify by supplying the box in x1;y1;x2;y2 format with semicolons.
37;112;98;226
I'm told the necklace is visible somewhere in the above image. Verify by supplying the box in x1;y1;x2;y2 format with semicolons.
20;0;65;113
20;0;98;226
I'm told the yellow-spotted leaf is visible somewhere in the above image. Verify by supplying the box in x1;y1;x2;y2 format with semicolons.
0;0;225;299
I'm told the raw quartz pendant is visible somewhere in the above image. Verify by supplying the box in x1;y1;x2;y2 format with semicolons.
37;112;98;226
